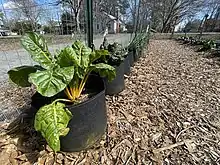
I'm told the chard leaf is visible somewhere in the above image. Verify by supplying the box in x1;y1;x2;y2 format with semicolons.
72;41;92;68
56;46;80;67
21;32;53;69
90;63;116;82
29;66;74;97
34;102;72;152
7;65;38;87
90;50;109;63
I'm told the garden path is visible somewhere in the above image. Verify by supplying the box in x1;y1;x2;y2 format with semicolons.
1;39;220;164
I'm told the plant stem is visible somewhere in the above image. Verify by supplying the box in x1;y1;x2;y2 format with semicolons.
53;99;72;104
65;88;74;101
78;72;90;97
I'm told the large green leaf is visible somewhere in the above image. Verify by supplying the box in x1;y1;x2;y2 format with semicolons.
90;63;116;82
7;65;38;87
34;102;72;152
21;32;53;69
72;41;92;68
56;46;79;67
29;66;74;97
90;50;109;63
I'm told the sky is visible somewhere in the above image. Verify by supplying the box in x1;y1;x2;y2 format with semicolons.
0;0;211;29
175;11;207;31
0;0;62;24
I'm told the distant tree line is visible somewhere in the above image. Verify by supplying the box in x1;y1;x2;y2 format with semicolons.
3;0;219;35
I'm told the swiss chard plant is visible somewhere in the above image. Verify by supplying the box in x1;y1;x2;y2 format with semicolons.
106;42;128;66
8;32;116;152
98;39;127;66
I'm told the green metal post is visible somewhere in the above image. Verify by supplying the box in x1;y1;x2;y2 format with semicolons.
86;0;93;48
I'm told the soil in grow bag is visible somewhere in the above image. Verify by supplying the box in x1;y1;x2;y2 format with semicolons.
105;62;125;95
31;75;107;152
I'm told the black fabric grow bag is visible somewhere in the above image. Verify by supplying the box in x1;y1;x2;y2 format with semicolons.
124;55;131;75
105;62;125;95
133;48;139;62
128;51;134;67
139;49;143;57
31;75;107;152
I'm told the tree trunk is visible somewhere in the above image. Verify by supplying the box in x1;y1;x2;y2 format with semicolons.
75;13;81;34
211;7;220;32
134;0;141;36
133;0;137;35
160;0;179;33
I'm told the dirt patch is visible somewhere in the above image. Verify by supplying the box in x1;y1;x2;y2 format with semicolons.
0;81;34;122
1;39;220;164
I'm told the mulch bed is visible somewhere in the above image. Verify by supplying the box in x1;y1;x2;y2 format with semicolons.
1;39;220;164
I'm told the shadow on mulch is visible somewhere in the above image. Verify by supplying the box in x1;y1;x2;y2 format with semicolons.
6;105;46;163
176;41;220;61
204;51;220;59
177;41;202;50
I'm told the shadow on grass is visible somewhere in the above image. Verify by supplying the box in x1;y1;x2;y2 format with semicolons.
6;105;46;164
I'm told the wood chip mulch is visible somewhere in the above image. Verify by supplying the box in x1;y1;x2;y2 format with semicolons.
1;39;220;164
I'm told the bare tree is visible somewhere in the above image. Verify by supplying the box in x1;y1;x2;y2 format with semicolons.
56;0;83;33
203;0;220;31
160;0;205;33
144;0;205;33
8;0;42;31
0;11;4;26
203;0;220;19
96;0;128;16
127;0;138;27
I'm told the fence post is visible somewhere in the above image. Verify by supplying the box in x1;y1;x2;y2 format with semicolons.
86;0;93;48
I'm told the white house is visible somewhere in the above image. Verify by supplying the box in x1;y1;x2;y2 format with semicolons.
93;11;127;34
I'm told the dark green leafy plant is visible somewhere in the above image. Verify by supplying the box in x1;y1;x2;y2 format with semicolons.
183;36;190;44
99;39;127;66
176;36;185;41
127;32;149;52
195;39;205;45
8;32;116;152
199;40;216;51
106;42;127;66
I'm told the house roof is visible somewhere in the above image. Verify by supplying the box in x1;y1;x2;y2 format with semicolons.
103;12;117;20
102;11;124;24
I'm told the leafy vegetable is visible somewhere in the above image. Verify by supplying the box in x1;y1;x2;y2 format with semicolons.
199;40;216;51
7;32;116;152
99;39;128;66
21;32;54;69
107;42;127;66
34;101;72;152
127;32;149;52
29;66;75;97
8;65;38;87
58;40;115;101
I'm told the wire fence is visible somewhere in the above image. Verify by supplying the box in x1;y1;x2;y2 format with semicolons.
0;0;133;80
0;0;147;122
